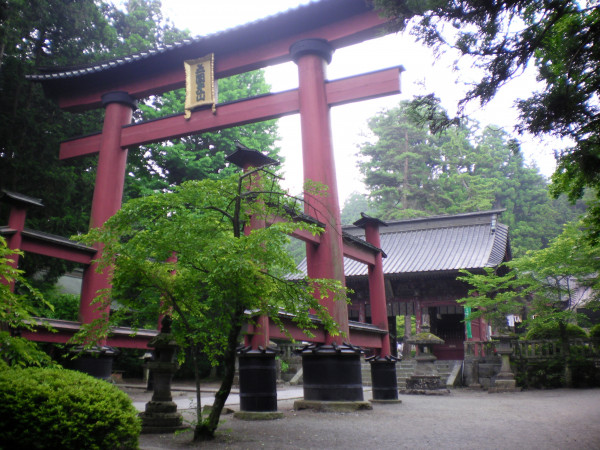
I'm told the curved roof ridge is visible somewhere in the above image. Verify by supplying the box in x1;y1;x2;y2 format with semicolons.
377;209;507;228
27;0;350;82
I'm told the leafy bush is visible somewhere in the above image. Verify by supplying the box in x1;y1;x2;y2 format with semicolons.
0;367;140;449
38;288;80;321
569;353;600;388
0;332;57;369
526;322;588;340
515;358;564;389
590;323;600;339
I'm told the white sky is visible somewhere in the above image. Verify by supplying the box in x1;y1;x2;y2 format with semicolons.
160;0;559;204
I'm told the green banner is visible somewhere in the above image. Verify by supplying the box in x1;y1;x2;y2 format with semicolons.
465;306;473;339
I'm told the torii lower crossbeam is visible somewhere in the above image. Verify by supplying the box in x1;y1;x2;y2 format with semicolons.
59;67;402;159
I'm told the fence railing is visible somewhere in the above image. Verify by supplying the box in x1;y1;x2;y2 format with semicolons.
276;341;303;359
464;340;496;358
465;338;600;360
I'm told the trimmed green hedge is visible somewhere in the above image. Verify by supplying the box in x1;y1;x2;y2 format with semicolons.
526;322;588;340
0;367;140;449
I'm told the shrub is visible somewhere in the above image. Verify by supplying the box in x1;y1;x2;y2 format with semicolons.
515;358;564;389
526;322;588;340
569;353;600;388
0;367;140;449
590;323;600;340
38;288;80;321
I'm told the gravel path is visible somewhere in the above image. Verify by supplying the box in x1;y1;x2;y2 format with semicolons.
132;386;600;449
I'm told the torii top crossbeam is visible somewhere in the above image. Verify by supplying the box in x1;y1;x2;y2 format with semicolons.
29;0;401;352
30;0;393;111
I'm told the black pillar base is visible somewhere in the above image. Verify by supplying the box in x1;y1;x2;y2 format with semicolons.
65;345;118;380
297;343;364;402
368;355;400;401
237;346;279;412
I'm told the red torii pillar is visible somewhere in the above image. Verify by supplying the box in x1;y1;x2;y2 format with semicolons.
290;39;349;345
79;92;136;330
353;213;391;357
1;192;43;290
354;213;400;401
290;40;371;405
226;143;278;350
226;143;281;413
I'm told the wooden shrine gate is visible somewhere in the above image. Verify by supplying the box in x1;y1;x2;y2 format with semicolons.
20;0;403;356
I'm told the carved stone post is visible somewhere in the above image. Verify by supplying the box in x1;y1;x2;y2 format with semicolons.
489;333;520;393
140;317;188;433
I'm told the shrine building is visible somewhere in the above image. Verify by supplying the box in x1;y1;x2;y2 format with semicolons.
298;209;512;360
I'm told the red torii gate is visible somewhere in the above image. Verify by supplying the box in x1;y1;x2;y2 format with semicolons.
28;0;401;353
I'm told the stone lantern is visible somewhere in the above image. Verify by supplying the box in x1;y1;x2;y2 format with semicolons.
489;333;519;392
402;327;449;395
139;316;188;433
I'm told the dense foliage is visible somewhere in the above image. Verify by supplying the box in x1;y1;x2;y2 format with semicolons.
373;0;600;239
590;323;600;340
526;322;588;340
0;236;57;368
458;220;600;332
355;100;583;255
0;367;140;449
516;354;600;389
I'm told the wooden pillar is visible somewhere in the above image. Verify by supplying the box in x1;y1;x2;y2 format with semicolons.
290;39;348;344
1;191;44;291
245;195;270;349
226;143;278;349
79;92;136;327
354;214;390;356
5;204;27;278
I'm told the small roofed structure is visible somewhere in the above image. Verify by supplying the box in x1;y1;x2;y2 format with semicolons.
336;210;511;360
225;141;279;170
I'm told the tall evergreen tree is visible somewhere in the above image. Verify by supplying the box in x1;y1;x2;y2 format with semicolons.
358;101;583;255
0;0;120;282
358;102;441;218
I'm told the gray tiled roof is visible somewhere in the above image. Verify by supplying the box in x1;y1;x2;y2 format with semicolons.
296;210;510;277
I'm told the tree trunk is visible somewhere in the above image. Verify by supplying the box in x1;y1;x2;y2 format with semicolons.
193;320;242;441
402;131;409;209
191;342;202;427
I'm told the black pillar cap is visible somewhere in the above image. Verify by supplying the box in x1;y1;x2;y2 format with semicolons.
226;141;279;169
353;212;388;229
0;189;44;208
101;91;137;110
290;38;334;64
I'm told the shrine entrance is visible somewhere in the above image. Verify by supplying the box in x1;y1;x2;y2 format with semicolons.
428;306;465;361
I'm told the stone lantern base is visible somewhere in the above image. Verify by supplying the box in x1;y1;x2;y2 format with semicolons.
139;401;189;434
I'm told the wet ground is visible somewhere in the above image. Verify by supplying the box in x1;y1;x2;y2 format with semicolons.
122;382;600;449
